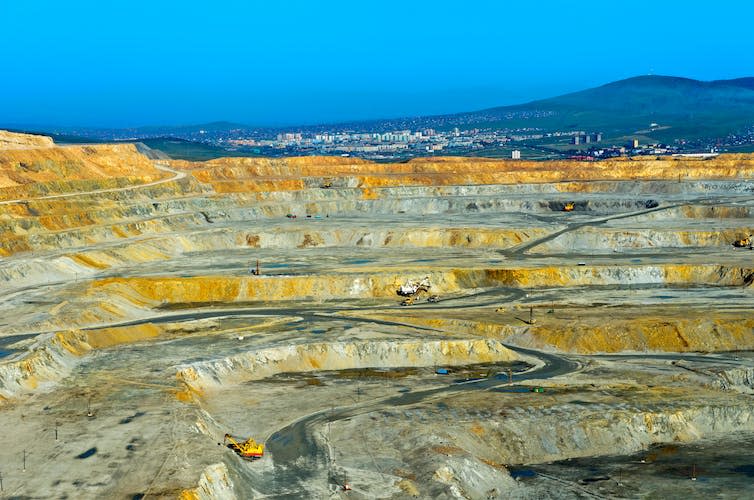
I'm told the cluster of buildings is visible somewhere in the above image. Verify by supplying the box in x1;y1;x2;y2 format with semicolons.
572;132;603;145
123;118;753;161
227;127;608;160
230;128;474;157
575;138;683;160
231;129;444;155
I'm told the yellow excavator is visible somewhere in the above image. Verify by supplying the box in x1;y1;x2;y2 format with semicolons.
732;235;752;248
223;434;264;461
563;202;575;212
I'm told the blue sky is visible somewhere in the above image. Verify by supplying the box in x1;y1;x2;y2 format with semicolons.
2;0;753;128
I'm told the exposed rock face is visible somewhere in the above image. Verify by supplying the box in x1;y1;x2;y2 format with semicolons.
0;139;167;199
709;366;754;392
80;264;753;308
431;457;520;498
533;226;754;252
472;403;754;465
0;130;54;150
179;463;236;500
177;339;519;391
0;324;162;399
371;313;754;354
2;137;754;497
174;153;754;193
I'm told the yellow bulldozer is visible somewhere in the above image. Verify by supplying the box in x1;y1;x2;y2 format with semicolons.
223;434;264;461
563;202;575;212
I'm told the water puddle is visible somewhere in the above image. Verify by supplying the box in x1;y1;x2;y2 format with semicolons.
75;447;97;459
732;464;754;477
492;386;535;393
509;468;537;480
343;259;372;265
264;262;291;269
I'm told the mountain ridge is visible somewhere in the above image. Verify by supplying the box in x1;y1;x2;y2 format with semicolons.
7;75;754;143
471;74;754;138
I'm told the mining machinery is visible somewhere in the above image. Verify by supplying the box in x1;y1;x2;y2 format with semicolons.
223;434;264;461
732;235;753;248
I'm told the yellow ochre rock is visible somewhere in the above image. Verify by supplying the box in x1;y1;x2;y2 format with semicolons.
0;141;167;198
171;154;754;192
0;130;54;150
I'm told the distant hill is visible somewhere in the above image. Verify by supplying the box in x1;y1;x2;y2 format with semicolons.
473;75;754;140
7;75;754;150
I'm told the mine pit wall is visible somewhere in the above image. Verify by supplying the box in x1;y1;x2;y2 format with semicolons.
0;212;212;257
0;175;156;200
467;403;754;467
9;263;749;333
633;203;754;221
0;175;204;222
242;179;752;202
476;264;754;289
0;254;104;294
0;181;679;227
0;130;55;149
531;226;754;253
380;313;754;354
4;213;753;283
2;191;748;256
177;339;519;392
236;226;549;250
708;366;754;392
553;180;754;198
1;176;750;259
2;185;751;261
507;316;754;353
0;176;204;223
0;324;162;401
179;406;261;500
0;193;201;231
85;264;754;309
0;220;553;259
3;219;753;287
179;463;237;500
235;194;663;218
177;154;754;188
0;334;77;401
0;143;168;200
88;273;459;306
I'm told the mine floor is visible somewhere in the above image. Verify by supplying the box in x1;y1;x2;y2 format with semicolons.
1;140;753;498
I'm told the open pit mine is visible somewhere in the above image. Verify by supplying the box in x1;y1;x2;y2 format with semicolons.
1;129;753;499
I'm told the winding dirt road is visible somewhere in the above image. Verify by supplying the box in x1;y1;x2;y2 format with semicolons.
0;162;186;206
